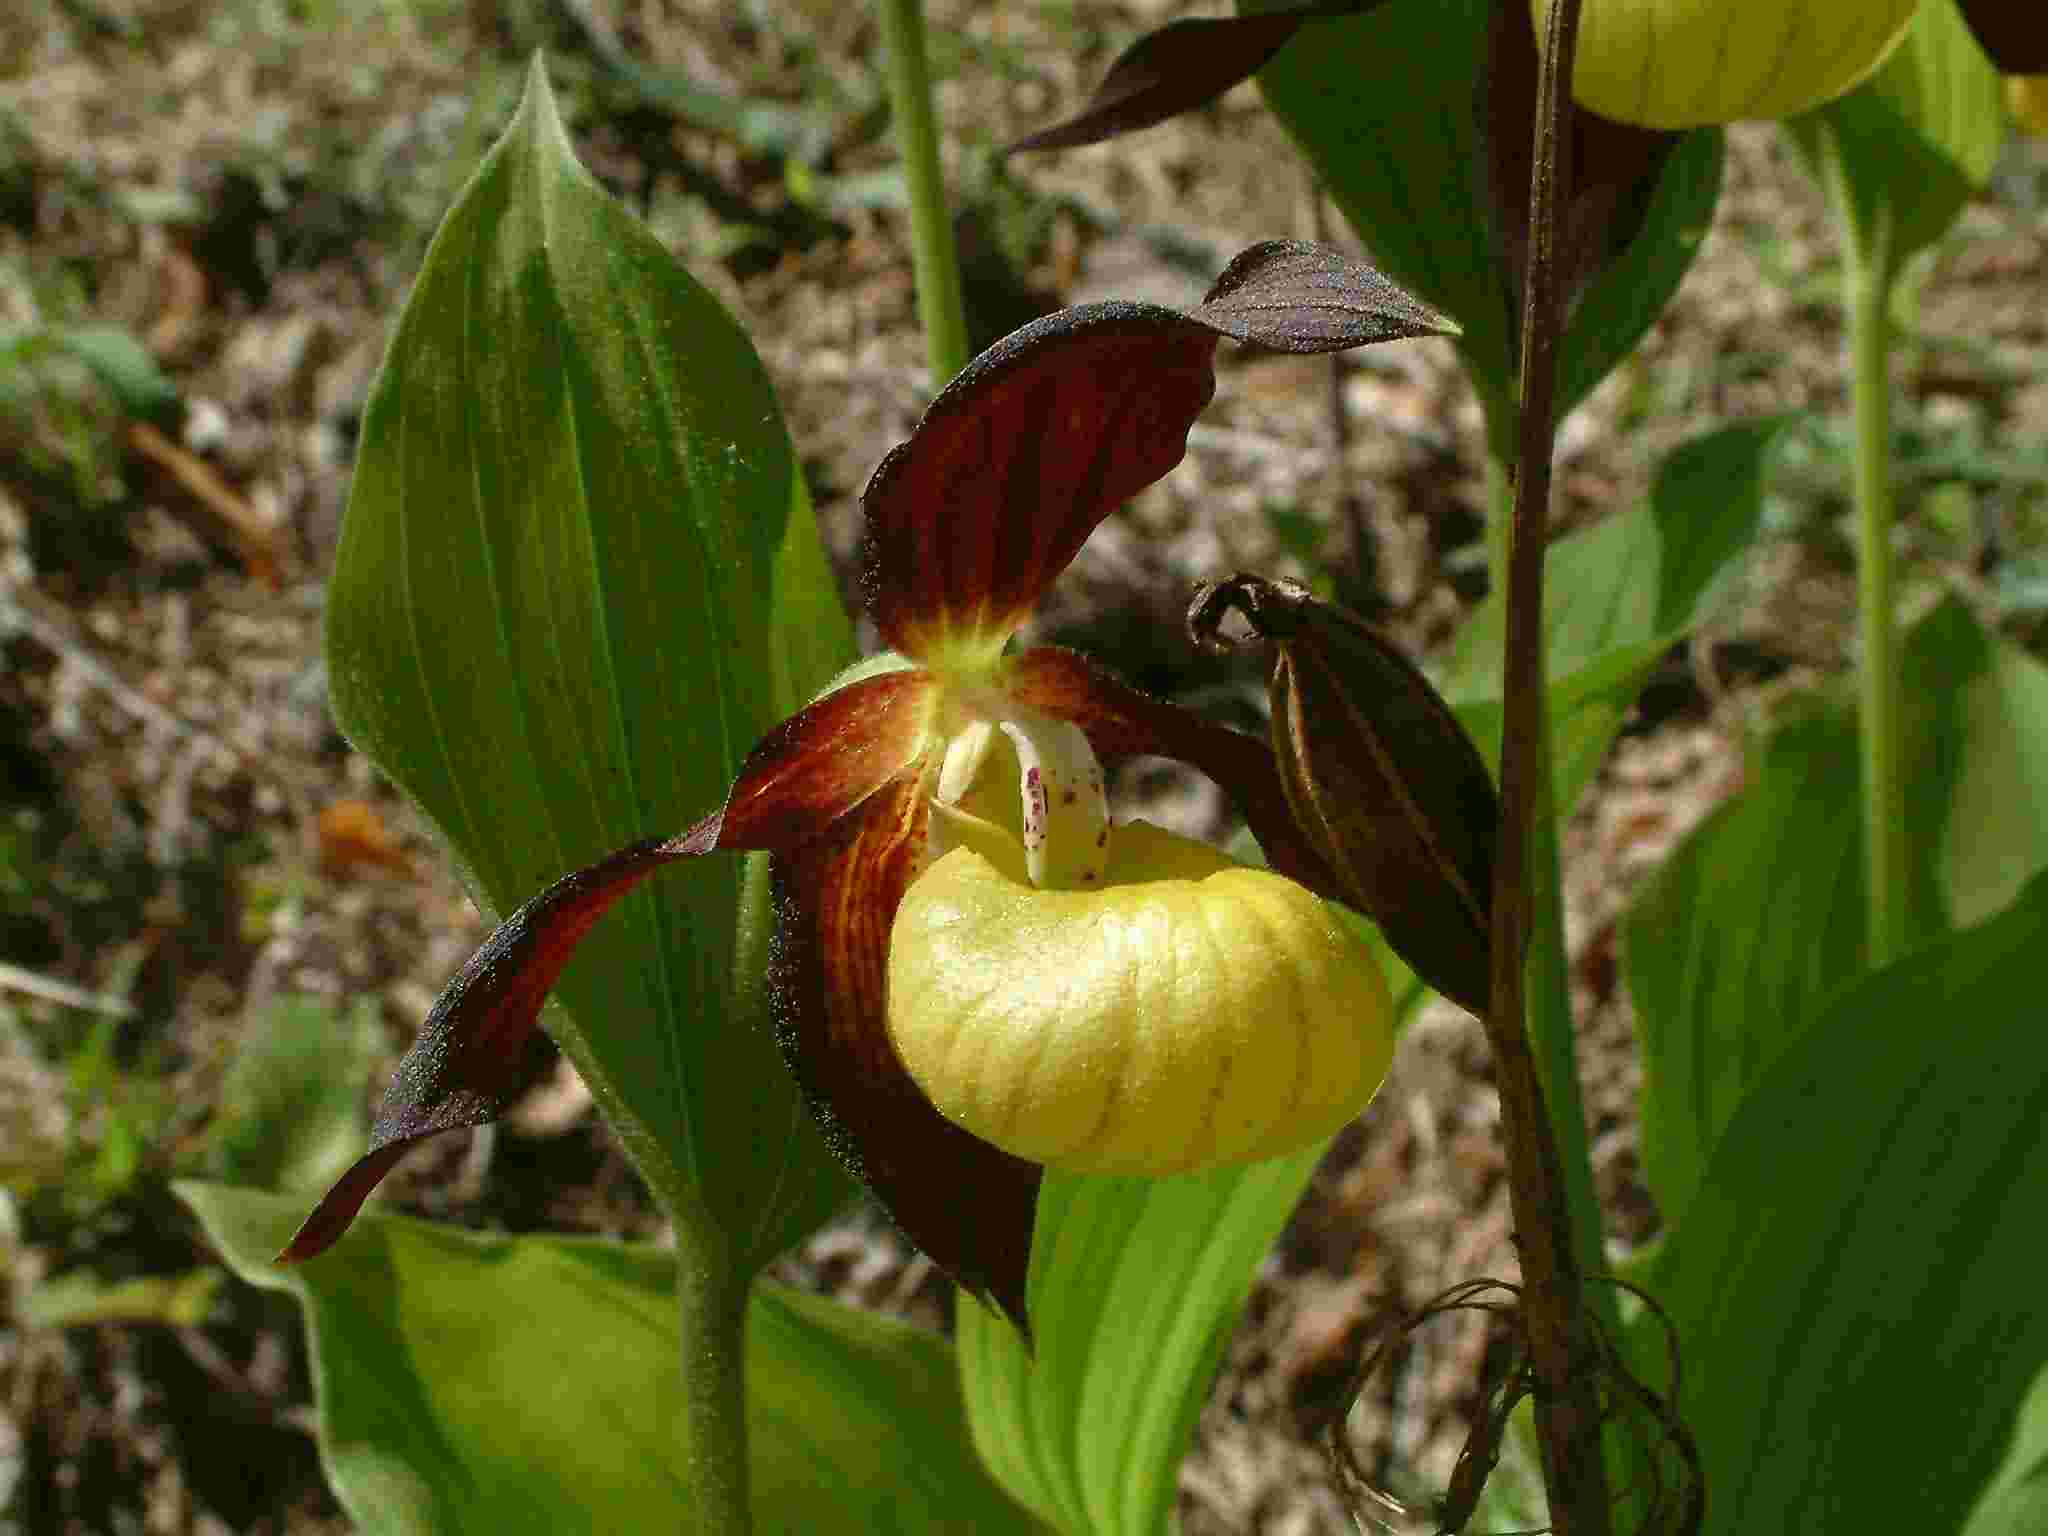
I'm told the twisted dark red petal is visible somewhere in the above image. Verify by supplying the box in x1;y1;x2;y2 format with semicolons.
278;826;715;1263
1001;646;1346;903
767;765;1042;1337
279;675;943;1264
861;306;1220;660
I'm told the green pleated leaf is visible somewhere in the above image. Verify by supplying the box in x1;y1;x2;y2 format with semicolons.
1626;599;1993;1229
325;57;848;1273
1449;419;1785;809
179;1183;1047;1536
1632;874;2048;1534
956;1150;1322;1536
1250;0;1720;440
1787;0;2005;277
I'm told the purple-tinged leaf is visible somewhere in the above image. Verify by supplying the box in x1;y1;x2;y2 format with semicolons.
767;767;1042;1337
279;829;714;1264
1193;239;1460;352
1009;12;1323;153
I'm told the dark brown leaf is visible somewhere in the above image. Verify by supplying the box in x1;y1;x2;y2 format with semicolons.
1009;12;1318;154
1194;239;1460;352
767;767;1043;1337
1190;576;1497;1016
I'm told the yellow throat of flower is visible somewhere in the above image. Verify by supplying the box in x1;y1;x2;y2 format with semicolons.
887;712;1395;1176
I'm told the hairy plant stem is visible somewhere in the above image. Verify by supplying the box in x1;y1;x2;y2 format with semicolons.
1487;1;1612;1532
1841;193;1905;969
675;1233;752;1534
879;0;971;388
1480;451;1614;1339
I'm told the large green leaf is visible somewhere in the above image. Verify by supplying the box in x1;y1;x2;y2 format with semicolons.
1632;874;2048;1535
1786;0;2004;278
1625;599;2009;1228
325;59;846;1271
957;1150;1322;1536
1450;419;1785;810
1252;0;1720;437
180;1183;1047;1536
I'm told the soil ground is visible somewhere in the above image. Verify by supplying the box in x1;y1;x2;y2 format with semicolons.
2;3;2044;1532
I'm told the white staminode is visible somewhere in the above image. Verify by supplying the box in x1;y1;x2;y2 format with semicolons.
999;715;1109;889
930;713;1109;890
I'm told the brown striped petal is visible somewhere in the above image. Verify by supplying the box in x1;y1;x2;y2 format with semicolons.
278;828;714;1264
712;667;942;850
861;257;1458;664
861;306;1221;662
768;764;1042;1336
999;646;1344;904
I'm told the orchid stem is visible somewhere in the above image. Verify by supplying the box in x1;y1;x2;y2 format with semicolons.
1487;0;1612;1532
1482;447;1611;1327
676;1235;752;1534
879;0;971;388
1828;151;1907;970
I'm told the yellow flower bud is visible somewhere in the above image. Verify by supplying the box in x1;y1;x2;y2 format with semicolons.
1550;0;1917;128
887;818;1394;1176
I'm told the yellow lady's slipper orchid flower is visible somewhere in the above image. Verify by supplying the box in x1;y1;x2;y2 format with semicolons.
1552;0;1918;129
283;241;1452;1331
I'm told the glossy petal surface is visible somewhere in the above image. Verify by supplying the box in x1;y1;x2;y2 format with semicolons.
861;306;1219;661
888;823;1393;1175
768;768;1041;1332
715;669;941;849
